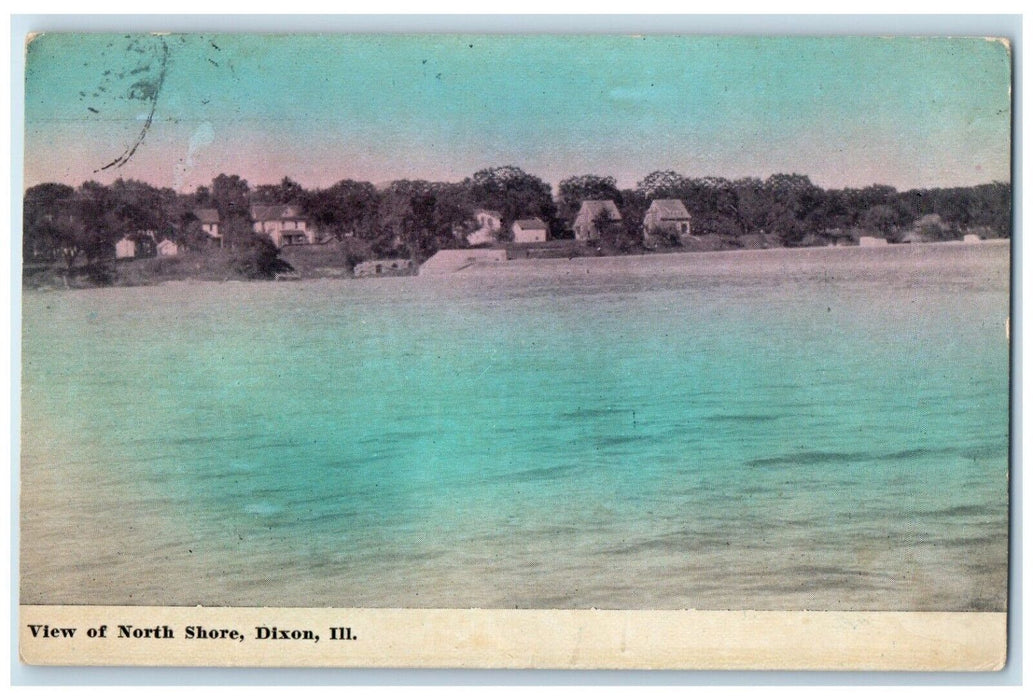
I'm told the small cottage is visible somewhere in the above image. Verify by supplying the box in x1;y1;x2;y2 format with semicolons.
250;204;313;247
643;199;691;243
194;208;222;247
573;200;622;241
858;236;889;247
511;218;548;244
115;237;137;259
963;233;983;244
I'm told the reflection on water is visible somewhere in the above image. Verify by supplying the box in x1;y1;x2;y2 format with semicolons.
21;242;1009;610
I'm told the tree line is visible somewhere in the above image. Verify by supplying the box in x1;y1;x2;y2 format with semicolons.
24;166;1012;273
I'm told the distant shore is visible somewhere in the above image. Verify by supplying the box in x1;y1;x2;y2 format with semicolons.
22;238;1010;291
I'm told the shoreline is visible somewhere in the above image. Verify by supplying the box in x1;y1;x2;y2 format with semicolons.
22;238;1011;291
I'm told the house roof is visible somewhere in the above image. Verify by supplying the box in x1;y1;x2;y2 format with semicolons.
250;204;305;221
648;199;690;219
194;208;220;224
514;218;548;230
475;209;502;218
576;200;622;222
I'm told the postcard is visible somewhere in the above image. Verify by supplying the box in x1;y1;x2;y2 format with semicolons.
18;31;1011;669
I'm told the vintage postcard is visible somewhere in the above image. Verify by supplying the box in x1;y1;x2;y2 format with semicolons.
18;32;1011;669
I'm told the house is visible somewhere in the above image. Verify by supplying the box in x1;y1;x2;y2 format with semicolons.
511;218;548;244
354;259;413;277
194;208;222;247
467;209;502;246
114;231;157;259
643;199;691;243
858;236;888;247
963;233;983;244
573;200;622;241
156;239;180;257
250;204;313;247
115;237;137;259
419;248;508;275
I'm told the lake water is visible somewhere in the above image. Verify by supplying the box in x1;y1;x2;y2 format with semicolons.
20;242;1010;610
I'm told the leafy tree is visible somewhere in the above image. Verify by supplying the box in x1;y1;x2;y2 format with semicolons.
636;170;687;199
618;188;649;243
729;177;771;236
305;179;381;240
231;235;291;279
763;173;822;244
210;174;252;249
254;176;305;205
23;182;75;263
466;166;556;232
861;204;904;237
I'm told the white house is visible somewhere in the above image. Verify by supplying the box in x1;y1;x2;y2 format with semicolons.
156;239;180;257
963;233;983;244
467;209;502;246
573;200;622;241
858;236;889;247
250;204;313;247
511;218;548;243
115;237;136;259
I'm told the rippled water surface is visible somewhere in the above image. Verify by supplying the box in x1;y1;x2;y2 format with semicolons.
21;242;1010;610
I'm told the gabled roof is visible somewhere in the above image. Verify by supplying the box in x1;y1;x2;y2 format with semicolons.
576;200;622;222
194;208;220;224
514;218;548;230
647;199;690;219
250;204;305;221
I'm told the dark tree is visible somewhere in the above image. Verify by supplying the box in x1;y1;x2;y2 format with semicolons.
254;176;306;206
466;166;556;232
305;179;381;240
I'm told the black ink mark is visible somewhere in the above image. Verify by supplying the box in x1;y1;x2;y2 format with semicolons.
94;36;170;173
208;58;219;67
87;106;99;113
210;40;221;51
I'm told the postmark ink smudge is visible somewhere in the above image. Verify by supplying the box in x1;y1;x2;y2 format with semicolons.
94;35;170;173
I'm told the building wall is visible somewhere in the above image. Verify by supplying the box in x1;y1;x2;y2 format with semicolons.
512;225;547;243
115;238;136;259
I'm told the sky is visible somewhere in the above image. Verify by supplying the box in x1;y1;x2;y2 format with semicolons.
22;33;1013;193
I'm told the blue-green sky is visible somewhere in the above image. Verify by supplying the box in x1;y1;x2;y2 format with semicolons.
24;33;1012;192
